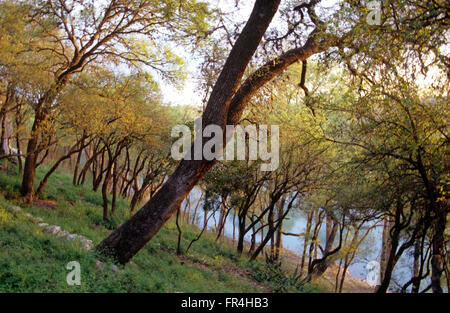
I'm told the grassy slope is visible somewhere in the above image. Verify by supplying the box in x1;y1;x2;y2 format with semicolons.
0;162;328;293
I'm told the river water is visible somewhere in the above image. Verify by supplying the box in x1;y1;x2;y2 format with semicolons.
182;187;417;291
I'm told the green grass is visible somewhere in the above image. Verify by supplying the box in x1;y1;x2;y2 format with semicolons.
0;161;322;293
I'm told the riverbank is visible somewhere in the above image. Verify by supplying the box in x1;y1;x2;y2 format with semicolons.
214;229;374;293
0;163;372;292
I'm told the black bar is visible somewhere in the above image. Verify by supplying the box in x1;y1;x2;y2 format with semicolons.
0;293;444;312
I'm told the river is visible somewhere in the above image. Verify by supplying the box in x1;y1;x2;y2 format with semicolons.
182;187;418;292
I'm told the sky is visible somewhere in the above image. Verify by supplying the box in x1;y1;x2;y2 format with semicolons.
159;0;254;108
158;0;446;107
159;0;340;108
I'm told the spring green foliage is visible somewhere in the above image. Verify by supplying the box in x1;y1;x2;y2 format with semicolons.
0;162;327;293
0;164;260;292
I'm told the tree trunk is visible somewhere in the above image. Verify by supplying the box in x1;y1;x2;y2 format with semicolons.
0;111;7;156
215;198;227;241
301;210;314;274
20;128;39;201
416;150;445;293
36;137;89;198
16;130;22;176
232;209;236;242
251;194;297;261
73;137;85;185
411;238;422;293
102;160;113;221
311;214;338;277
95;0;333;264
248;220;257;256
377;214;394;292
237;213;246;255
376;202;407;294
314;209;319;260
268;206;275;258
111;158;118;214
176;205;183;255
274;196;285;260
430;203;446;293
93;149;106;192
215;203;230;242
191;193;202;225
0;82;15;156
20;80;69;200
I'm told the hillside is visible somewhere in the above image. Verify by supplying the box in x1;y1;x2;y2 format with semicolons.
1;0;448;295
0;162;371;293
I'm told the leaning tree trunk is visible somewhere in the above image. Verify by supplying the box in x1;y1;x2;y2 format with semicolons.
95;0;332;264
95;0;282;264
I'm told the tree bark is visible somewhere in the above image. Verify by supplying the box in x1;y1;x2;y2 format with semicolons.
95;0;337;264
430;203;446;293
95;0;282;263
72;137;85;185
300;210;314;274
274;211;283;261
0;82;15;156
412;238;422;293
251;192;298;261
378;214;393;289
20;80;68;200
20;114;40;201
376;205;402;294
310;213;339;277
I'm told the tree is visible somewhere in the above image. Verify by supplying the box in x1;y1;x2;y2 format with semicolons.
11;0;210;200
97;0;449;275
318;52;449;292
96;0;284;264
